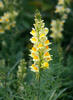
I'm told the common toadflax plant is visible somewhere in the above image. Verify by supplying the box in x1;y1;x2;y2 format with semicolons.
30;11;52;73
0;0;18;34
55;0;70;20
50;0;70;40
50;19;64;40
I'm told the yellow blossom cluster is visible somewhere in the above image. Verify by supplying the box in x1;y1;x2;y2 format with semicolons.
50;0;70;40
30;12;52;73
0;1;18;34
55;0;70;18
50;19;64;39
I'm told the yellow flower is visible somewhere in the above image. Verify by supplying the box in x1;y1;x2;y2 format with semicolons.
32;47;37;52
46;46;49;49
31;53;35;56
44;52;50;57
33;55;39;61
46;56;52;61
30;28;36;36
33;66;39;72
30;37;37;43
0;18;3;22
5;18;9;22
45;40;49;44
37;43;43;48
30;64;39;72
44;62;49;67
44;40;51;46
40;33;45;38
41;62;49;69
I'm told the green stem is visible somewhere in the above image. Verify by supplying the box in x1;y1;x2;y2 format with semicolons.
37;72;40;100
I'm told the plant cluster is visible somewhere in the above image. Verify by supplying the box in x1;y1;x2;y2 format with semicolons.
0;0;18;34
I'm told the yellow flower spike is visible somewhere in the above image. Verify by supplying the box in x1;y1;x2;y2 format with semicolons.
30;10;52;73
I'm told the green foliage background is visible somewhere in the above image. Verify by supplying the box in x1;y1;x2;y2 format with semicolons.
0;0;73;100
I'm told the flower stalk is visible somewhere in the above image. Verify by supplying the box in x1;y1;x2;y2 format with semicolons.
30;10;52;99
30;10;52;73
